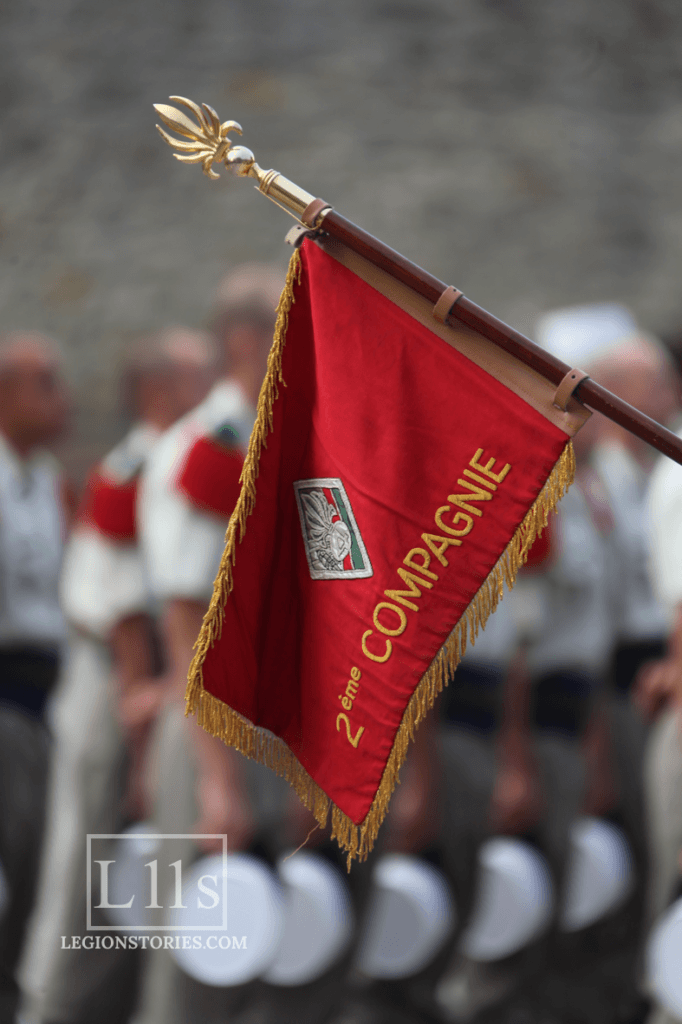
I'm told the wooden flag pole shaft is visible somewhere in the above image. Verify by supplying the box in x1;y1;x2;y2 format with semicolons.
154;97;682;467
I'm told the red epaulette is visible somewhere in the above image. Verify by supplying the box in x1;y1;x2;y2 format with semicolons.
178;435;244;519
77;470;138;542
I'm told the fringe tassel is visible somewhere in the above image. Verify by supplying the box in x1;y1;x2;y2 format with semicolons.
185;243;576;865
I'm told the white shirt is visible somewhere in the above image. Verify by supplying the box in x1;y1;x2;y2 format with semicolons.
510;483;615;679
0;434;66;648
647;426;682;621
60;423;160;641
138;380;254;605
593;441;667;643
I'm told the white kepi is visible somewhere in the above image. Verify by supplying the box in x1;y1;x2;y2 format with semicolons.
263;851;354;986
559;817;634;932
460;837;554;961
357;854;455;979
168;853;283;987
535;303;638;366
646;898;682;1018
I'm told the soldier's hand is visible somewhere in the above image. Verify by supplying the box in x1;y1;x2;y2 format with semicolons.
490;740;543;836
116;677;165;731
634;658;682;720
191;733;255;854
194;773;254;854
636;605;682;720
581;700;619;817
385;748;441;853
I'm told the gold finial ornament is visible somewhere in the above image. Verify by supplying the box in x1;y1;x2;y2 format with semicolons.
154;96;316;217
154;97;244;180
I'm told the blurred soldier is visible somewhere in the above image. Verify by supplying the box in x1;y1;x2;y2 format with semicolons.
0;332;70;1024
485;307;623;1024
591;334;677;696
640;344;682;1024
477;454;616;1024
513;305;679;1024
135;265;385;1024
589;332;679;1020
20;328;215;1024
134;265;290;1024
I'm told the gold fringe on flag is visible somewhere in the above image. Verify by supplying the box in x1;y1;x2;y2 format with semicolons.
186;245;576;866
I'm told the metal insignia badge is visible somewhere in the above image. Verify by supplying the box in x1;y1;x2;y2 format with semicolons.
294;478;373;580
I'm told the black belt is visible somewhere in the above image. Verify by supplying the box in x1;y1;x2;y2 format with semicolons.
531;670;596;738
441;663;503;734
0;646;60;720
610;638;667;696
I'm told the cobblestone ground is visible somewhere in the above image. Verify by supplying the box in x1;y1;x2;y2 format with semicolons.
1;0;681;474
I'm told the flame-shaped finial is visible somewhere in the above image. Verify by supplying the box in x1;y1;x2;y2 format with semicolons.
154;96;246;179
154;97;317;219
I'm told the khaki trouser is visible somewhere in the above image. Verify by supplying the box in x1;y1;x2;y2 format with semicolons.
0;709;50;1024
130;701;198;1024
645;709;682;926
19;635;131;1024
644;709;682;1024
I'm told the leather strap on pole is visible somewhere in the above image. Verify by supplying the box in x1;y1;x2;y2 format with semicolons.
433;285;463;324
553;369;590;411
301;198;332;229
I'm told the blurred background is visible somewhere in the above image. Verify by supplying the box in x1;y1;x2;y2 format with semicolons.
2;0;682;478
4;5;682;1023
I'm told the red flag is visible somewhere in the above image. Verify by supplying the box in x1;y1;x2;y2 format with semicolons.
187;236;588;861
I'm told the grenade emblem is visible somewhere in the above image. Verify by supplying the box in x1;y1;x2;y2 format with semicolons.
294;478;373;581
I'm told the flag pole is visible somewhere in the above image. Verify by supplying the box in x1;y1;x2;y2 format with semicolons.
155;97;682;467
